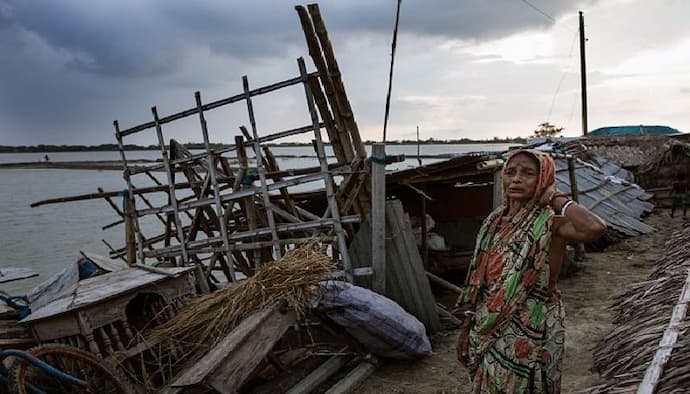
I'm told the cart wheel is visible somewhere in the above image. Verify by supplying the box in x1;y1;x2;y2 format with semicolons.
8;343;133;394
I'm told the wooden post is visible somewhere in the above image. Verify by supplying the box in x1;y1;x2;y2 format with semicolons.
124;193;136;266
567;156;586;260
493;168;503;209
420;186;428;267
417;125;422;166
371;143;386;294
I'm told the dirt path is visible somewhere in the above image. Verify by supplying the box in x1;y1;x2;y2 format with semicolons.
358;209;687;393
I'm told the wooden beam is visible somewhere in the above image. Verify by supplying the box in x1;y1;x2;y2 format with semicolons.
324;358;377;394
170;303;295;391
286;354;350;394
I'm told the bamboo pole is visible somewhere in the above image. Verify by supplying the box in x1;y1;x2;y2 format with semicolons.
243;75;282;261
307;75;350;163
307;3;366;160
299;56;353;279
196;91;236;281
236;135;261;267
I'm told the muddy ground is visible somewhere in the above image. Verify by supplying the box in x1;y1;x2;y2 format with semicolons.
356;209;687;393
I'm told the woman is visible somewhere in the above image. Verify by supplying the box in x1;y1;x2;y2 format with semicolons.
456;149;606;393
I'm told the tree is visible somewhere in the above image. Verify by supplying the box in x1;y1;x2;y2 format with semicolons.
533;122;564;138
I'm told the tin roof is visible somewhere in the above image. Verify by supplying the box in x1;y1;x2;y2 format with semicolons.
554;158;655;236
589;125;681;137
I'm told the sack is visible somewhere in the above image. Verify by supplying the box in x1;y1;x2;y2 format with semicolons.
317;281;432;359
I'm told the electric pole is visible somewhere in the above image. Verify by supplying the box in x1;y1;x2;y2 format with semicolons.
579;11;588;136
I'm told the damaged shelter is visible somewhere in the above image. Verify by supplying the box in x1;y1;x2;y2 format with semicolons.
383;149;654;277
2;4;666;393
6;5;438;393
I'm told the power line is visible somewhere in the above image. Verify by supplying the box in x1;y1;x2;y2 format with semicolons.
519;0;556;23
547;28;579;121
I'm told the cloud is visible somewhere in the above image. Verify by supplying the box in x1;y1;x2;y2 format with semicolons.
1;0;593;78
3;0;690;145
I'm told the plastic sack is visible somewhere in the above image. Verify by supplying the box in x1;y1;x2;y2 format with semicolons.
316;280;432;359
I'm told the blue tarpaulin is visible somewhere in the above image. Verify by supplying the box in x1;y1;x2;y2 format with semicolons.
588;125;681;137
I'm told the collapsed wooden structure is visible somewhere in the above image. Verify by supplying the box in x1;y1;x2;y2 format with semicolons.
16;5;441;392
31;4;374;292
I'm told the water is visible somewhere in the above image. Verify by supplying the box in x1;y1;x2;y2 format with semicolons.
0;144;515;294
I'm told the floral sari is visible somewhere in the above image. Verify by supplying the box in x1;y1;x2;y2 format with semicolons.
461;150;565;393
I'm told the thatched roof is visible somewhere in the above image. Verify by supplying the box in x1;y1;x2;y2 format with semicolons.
582;222;690;393
636;140;690;190
579;135;676;168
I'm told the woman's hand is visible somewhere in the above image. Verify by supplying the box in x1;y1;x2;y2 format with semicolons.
456;319;472;365
540;184;556;207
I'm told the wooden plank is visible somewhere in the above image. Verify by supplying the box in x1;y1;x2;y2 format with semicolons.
171;303;295;390
324;359;377;394
286;354;350;394
0;338;36;347
0;267;38;284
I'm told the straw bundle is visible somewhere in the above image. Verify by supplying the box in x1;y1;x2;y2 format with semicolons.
152;241;334;346
581;222;690;393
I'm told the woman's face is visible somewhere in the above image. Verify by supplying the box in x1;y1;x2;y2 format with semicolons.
502;153;539;202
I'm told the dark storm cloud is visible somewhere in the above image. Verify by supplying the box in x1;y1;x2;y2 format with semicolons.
0;0;594;144
1;0;592;78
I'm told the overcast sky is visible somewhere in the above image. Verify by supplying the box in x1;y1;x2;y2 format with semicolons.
1;0;689;146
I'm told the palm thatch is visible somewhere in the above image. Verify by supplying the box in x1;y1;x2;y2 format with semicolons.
636;141;690;190
580;135;675;169
582;222;690;393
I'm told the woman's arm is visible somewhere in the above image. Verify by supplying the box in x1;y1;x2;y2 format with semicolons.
552;195;607;242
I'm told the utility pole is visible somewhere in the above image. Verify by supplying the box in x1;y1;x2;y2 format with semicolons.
579;10;588;137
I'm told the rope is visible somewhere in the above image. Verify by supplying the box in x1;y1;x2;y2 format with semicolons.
368;155;388;165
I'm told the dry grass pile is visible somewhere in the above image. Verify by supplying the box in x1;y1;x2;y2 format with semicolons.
152;241;334;347
582;222;690;393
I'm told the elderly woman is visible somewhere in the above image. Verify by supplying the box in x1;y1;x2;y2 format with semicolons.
456;149;606;393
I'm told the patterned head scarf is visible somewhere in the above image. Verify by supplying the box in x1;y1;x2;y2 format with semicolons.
502;149;556;208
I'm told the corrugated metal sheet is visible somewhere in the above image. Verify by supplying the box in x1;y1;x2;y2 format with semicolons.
386;151;655;238
554;158;655;236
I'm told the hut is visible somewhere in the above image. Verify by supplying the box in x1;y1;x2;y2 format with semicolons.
383;151;654;276
636;140;690;190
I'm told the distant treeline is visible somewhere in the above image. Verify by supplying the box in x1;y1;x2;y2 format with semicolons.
1;137;525;153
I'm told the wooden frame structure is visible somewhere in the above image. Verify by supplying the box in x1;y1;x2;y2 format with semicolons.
86;5;371;289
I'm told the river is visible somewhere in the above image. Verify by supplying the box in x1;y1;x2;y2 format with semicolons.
0;143;515;294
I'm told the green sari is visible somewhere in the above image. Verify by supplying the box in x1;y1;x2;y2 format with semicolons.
461;150;565;393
